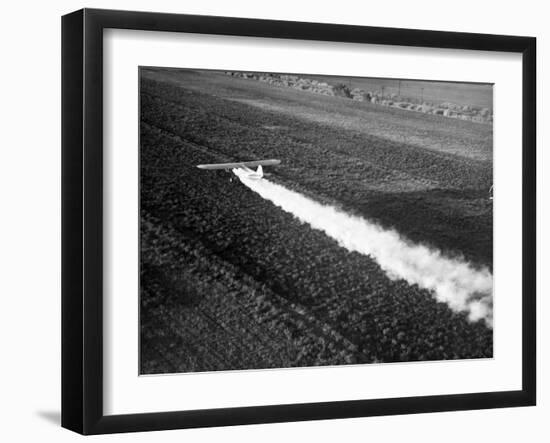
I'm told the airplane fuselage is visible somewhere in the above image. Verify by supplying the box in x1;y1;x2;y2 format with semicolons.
236;165;263;180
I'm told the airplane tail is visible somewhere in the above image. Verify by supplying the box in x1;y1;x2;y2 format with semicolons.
256;165;263;178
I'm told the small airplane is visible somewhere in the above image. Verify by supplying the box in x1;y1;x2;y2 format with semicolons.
197;159;280;180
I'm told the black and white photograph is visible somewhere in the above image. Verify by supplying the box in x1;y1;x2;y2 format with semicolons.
1;0;544;439
139;67;494;375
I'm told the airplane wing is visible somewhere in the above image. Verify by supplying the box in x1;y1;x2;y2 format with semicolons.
197;159;280;170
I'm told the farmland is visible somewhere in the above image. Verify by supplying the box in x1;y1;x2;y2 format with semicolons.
140;68;493;374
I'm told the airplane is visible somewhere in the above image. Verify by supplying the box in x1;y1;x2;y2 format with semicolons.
197;159;280;180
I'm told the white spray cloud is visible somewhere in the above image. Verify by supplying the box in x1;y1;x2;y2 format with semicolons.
234;169;493;327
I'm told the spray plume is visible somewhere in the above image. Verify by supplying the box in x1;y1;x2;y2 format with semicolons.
233;169;493;327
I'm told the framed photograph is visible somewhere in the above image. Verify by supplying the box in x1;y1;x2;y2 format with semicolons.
61;8;536;435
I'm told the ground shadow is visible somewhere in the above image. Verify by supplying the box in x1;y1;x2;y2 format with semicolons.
36;410;60;426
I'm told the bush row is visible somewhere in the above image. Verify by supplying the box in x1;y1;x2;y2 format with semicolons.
225;71;493;123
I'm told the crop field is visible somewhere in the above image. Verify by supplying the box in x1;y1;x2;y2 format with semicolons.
139;68;493;374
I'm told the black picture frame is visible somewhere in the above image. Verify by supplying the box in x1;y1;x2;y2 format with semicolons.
62;8;536;435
